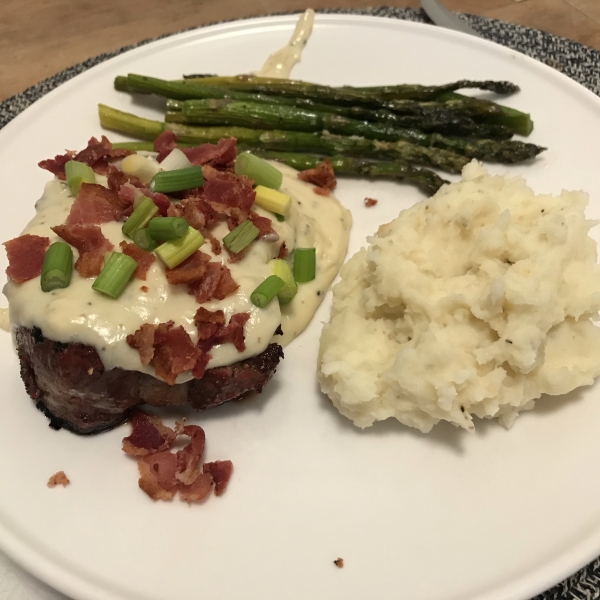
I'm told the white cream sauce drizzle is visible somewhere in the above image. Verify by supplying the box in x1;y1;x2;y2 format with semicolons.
4;162;351;382
255;9;315;79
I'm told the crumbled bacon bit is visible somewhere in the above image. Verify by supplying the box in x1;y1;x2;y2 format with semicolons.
123;411;233;503
313;186;331;196
203;461;234;496
140;286;149;293
153;130;178;162
364;197;378;207
47;471;70;488
165;251;211;285
183;137;237;167
189;262;239;304
127;321;203;385
194;307;226;341
277;242;288;259
249;210;275;238
65;183;128;225
119;241;155;280
298;159;337;192
4;234;50;283
52;223;114;278
334;558;344;568
39;136;131;179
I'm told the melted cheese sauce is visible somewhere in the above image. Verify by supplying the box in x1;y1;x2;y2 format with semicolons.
255;9;314;78
4;162;351;382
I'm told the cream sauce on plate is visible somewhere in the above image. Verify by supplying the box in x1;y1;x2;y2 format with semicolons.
4;161;351;382
255;9;315;78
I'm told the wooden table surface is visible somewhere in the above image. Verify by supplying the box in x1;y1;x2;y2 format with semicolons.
2;0;599;103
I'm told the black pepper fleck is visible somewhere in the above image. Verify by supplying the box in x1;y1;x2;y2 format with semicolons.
506;339;513;344
317;291;321;296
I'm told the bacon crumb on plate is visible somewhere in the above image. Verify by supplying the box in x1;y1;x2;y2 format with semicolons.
364;197;378;207
333;558;344;568
47;471;70;488
122;411;233;503
298;159;337;193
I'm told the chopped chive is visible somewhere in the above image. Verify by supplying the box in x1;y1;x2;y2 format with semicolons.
132;228;158;251
64;160;95;195
254;185;292;217
41;242;73;292
235;152;283;190
160;148;193;171
293;248;316;282
92;252;137;298
149;166;203;193
120;154;160;184
148;217;189;241
121;196;159;238
155;227;205;269
223;220;259;254
250;275;285;308
269;259;297;305
275;213;285;222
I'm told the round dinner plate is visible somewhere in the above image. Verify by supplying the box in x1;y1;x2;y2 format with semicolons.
0;13;600;600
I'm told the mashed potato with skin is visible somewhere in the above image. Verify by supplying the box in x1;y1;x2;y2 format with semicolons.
318;162;600;433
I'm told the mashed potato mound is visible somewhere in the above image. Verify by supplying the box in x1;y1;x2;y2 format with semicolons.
318;162;600;432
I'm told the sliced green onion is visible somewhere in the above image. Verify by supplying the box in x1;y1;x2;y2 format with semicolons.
250;275;285;308
121;197;158;238
222;220;259;254
293;248;316;283
254;185;292;217
269;259;297;305
149;166;203;193
235;152;283;190
41;242;73;292
64;160;95;195
148;217;189;241
132;228;158;252
155;227;205;269
160;148;193;171
92;252;137;298
275;213;285;222
121;154;160;184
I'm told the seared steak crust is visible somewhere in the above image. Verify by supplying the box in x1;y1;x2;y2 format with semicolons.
16;326;283;435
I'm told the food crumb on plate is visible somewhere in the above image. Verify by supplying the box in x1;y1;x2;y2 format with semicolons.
47;471;70;488
333;558;344;568
364;197;378;207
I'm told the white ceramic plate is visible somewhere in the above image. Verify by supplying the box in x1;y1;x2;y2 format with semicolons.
1;14;600;600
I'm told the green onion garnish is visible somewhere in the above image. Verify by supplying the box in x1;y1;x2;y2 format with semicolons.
155;227;205;269
149;166;204;193
121;197;159;238
250;275;285;308
293;248;316;282
147;217;189;241
254;185;292;217
64;160;95;195
269;258;297;305
40;242;73;292
275;214;285;222
222;220;259;254
92;252;137;298
235;152;283;190
132;228;158;252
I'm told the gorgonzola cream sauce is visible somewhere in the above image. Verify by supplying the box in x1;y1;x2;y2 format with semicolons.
4;161;351;382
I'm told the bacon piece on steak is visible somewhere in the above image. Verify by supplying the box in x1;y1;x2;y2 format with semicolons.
52;223;114;278
298;158;337;195
39;136;131;179
65;183;128;225
127;321;204;385
182;137;237;168
122;411;233;502
119;241;155;280
16;326;283;435
4;234;50;283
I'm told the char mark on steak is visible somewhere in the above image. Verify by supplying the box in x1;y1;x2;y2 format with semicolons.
16;326;283;435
